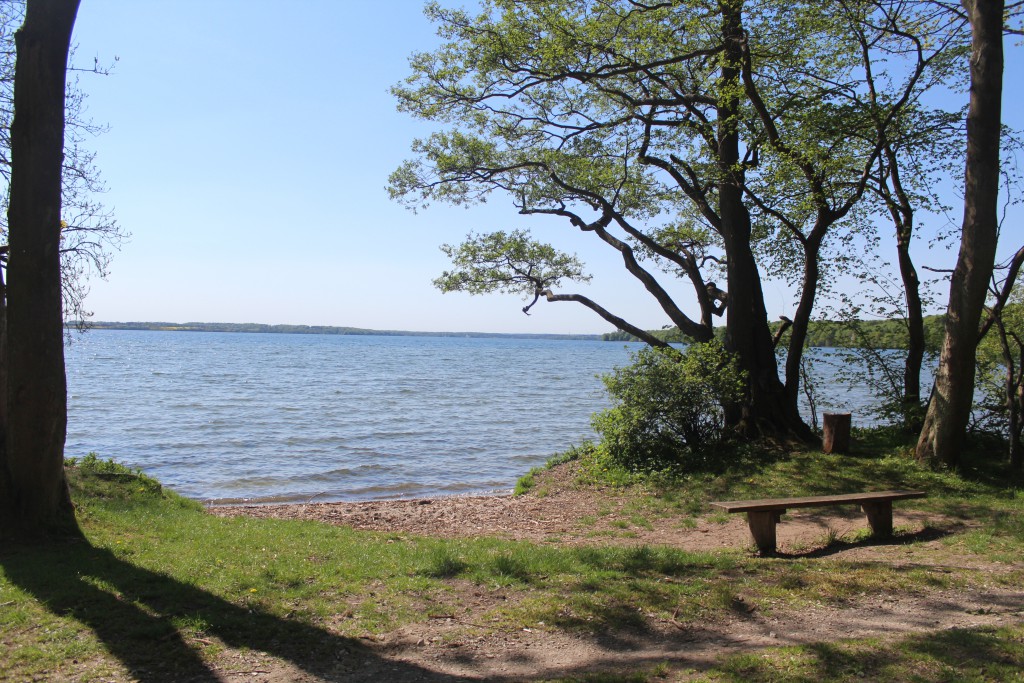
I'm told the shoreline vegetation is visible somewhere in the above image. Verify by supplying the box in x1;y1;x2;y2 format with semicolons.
73;315;947;349
3;431;1022;681
603;314;949;349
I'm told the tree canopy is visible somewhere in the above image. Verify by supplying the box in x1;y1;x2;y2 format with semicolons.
391;0;971;438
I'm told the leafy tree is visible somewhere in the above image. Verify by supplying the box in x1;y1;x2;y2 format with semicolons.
592;342;746;472
857;103;966;429
391;0;963;439
0;0;82;540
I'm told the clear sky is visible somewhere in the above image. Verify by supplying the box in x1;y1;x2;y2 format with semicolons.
68;1;1023;335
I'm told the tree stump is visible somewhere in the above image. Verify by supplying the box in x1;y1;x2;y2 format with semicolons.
822;412;852;454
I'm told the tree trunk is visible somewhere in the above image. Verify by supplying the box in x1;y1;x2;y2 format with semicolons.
0;0;82;541
892;175;926;431
0;255;7;464
782;227;825;427
878;137;927;431
717;0;811;440
898;229;926;430
1012;378;1022;470
915;0;1002;468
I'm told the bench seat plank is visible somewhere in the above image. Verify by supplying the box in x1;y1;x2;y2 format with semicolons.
710;490;926;514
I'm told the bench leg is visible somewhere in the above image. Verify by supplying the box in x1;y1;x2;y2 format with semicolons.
862;501;893;538
747;511;782;554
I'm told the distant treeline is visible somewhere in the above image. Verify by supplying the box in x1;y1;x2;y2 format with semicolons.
79;321;603;342
602;315;948;350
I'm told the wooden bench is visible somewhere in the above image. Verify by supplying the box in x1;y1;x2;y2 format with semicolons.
710;490;926;554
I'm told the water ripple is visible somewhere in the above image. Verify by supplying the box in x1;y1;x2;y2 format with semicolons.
65;330;885;504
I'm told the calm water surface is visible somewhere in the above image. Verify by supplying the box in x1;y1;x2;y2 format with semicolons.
65;330;882;504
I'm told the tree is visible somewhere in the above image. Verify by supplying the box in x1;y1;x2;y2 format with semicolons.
0;0;123;329
0;0;82;540
391;0;960;439
977;246;1024;468
916;0;1005;468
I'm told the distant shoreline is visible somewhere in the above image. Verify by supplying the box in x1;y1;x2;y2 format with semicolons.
73;320;608;342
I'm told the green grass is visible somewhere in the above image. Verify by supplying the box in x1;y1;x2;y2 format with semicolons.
701;624;1024;682
2;435;1023;681
0;456;738;679
515;444;590;495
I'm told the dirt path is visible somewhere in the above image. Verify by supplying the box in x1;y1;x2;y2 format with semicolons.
207;463;1024;681
212;461;946;556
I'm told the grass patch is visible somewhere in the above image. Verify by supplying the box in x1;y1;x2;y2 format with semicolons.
515;443;589;495
703;623;1024;682
3;434;1024;681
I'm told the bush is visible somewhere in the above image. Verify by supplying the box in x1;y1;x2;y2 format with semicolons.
592;342;746;473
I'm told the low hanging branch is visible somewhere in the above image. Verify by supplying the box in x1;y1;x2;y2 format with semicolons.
434;229;670;348
535;290;670;348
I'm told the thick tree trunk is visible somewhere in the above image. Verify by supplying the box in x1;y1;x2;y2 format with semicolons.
915;0;1002;468
0;257;7;459
718;0;810;440
0;0;81;541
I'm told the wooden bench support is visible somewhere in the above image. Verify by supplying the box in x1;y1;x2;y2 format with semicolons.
861;500;893;538
747;510;783;554
711;490;925;554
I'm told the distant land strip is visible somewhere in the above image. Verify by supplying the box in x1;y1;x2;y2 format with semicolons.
76;321;606;341
73;314;947;348
602;314;947;349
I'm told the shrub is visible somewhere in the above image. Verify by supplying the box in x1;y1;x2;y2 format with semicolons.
592;342;746;473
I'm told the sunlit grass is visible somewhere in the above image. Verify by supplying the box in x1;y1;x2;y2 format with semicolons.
2;434;1023;681
702;624;1024;682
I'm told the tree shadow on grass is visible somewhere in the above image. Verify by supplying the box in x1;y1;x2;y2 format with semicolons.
1;539;466;682
777;525;955;560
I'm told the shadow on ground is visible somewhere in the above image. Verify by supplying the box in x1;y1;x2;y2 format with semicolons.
779;525;955;559
2;539;465;681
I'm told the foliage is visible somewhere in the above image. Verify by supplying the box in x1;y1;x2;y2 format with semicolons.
390;0;971;436
975;286;1024;461
604;316;948;348
592;342;746;473
434;229;589;309
65;452;166;499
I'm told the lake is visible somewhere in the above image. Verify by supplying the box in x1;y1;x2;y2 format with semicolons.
64;330;887;504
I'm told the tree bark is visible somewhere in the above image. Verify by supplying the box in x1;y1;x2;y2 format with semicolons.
782;227;825;420
915;0;1003;468
0;0;82;541
718;0;811;440
542;290;673;349
889;155;927;430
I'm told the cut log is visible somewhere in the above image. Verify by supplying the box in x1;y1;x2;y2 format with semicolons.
822;412;852;454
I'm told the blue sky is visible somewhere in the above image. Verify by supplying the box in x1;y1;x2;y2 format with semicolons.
68;1;1023;334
